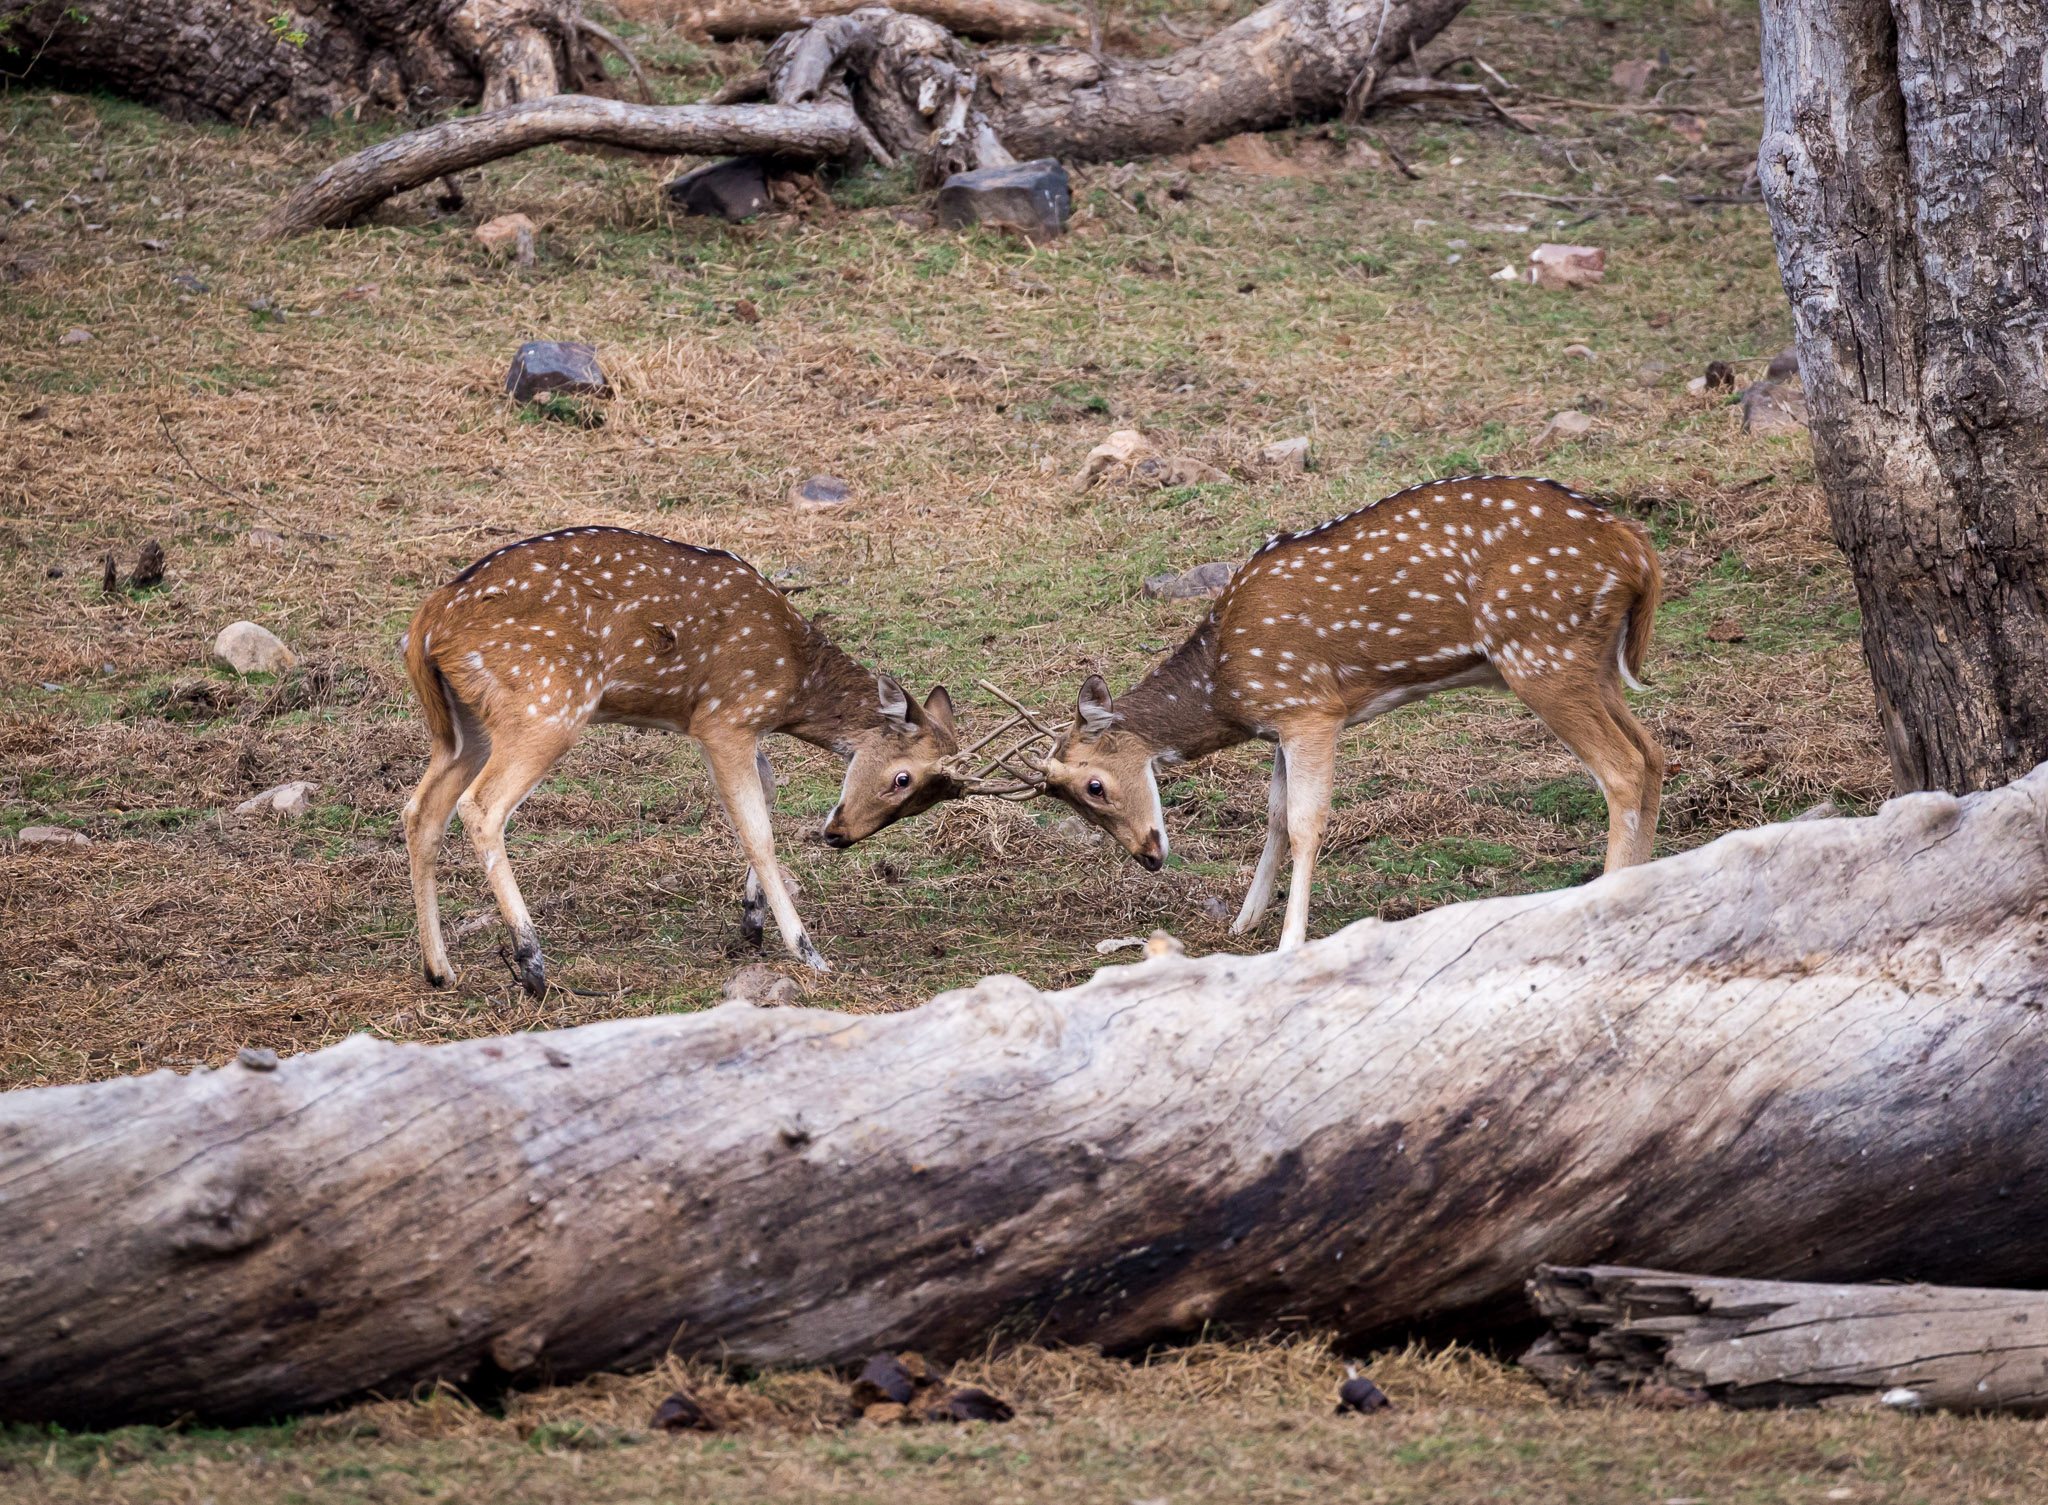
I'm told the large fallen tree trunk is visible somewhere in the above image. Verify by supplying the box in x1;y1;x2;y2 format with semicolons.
617;0;1080;42
255;0;1473;236
5;767;2048;1426
1524;1267;2048;1415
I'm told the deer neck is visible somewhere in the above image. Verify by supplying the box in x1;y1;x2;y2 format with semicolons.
1112;616;1247;764
783;627;886;756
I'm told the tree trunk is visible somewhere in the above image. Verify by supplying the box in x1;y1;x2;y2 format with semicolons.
1758;0;2048;795
255;0;1472;235
617;0;1080;43
0;0;611;123
1525;1267;2048;1415
5;768;2048;1426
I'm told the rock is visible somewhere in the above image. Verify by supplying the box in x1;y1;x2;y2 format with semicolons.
723;964;800;1006
1142;561;1235;600
245;527;287;550
1704;360;1737;391
235;780;319;818
1766;345;1801;381
1539;410;1596;447
1635;362;1672;388
1528;244;1606;289
652;1389;716;1431
212;621;296;676
852;1352;920;1407
1562;342;1594;360
1741;380;1809;434
1258;436;1311;470
16;826;89;848
1057;816;1107;847
236;1047;280;1071
475;212;537;265
789;474;853;513
732;297;760;324
935;159;1071;238
1686;375;1709;394
1793;801;1843;822
504;341;609;404
129;539;165;590
1132;455;1228;488
1072;429;1156;491
1198;893;1232;922
1489;264;1520;282
1706;617;1747;643
926;1387;1016;1423
665;156;771;222
1611;58;1659;98
59;327;92;345
1336;1373;1392;1414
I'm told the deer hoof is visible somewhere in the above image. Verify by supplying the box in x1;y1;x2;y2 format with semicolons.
513;941;548;998
795;935;830;973
424;965;455;990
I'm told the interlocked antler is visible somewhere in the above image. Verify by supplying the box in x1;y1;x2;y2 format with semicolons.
939;679;1065;799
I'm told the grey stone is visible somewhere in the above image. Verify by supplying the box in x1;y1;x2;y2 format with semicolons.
665;156;771;222
1741;380;1809;434
935;159;1071;238
237;1047;280;1071
789;474;853;512
17;825;89;847
1054;815;1105;847
235;780;319;818
505;341;609;404
1142;561;1236;600
212;620;296;676
1258;436;1311;470
1766;345;1801;381
1634;361;1672;388
1198;893;1232;922
724;963;800;1006
1791;801;1842;822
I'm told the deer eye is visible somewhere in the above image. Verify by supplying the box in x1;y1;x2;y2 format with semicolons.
1086;778;1105;798
893;770;912;789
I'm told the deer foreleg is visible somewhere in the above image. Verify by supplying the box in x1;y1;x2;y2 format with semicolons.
705;734;826;972
1276;727;1339;953
739;747;777;946
1232;747;1289;935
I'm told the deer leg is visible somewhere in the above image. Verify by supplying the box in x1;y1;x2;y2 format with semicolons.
704;733;826;972
1603;678;1665;866
403;711;489;989
1517;673;1653;874
1276;724;1340;953
1232;746;1290;935
739;747;776;947
457;723;581;998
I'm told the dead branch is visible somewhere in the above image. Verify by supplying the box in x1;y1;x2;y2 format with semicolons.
619;0;1079;41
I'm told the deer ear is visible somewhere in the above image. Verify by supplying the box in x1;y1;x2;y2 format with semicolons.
921;684;956;742
876;675;914;731
1076;675;1120;734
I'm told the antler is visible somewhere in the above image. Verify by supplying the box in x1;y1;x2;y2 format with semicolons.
939;679;1066;799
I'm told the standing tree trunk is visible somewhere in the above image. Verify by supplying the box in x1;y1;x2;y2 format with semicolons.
4;768;2048;1427
1758;0;2048;795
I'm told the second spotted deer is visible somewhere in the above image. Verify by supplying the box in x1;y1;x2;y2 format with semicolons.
1035;476;1665;951
402;527;964;995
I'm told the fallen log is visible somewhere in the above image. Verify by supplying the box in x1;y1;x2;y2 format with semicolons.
1524;1267;2048;1415
256;0;1473;235
615;0;1080;42
4;766;2048;1426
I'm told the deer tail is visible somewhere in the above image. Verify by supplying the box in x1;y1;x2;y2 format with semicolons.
403;599;460;753
1618;538;1662;692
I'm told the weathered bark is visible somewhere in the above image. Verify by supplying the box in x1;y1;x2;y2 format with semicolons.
0;0;616;122
1525;1267;2048;1415
258;0;1471;234
616;0;1079;42
252;95;859;240
5;768;2048;1426
1758;0;2048;794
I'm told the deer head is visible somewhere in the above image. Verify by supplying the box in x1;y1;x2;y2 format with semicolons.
821;678;964;847
1034;675;1169;871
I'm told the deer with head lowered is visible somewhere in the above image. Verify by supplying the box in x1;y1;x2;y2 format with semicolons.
1033;476;1665;951
402;526;967;995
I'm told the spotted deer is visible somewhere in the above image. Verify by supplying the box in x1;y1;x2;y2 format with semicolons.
1034;476;1665;951
401;527;964;995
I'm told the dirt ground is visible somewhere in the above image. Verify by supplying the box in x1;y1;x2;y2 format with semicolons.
2;0;1985;1495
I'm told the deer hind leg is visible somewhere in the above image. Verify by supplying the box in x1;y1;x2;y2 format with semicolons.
739;747;776;947
456;718;584;998
1232;747;1290;935
1514;668;1656;874
1276;722;1341;953
403;698;489;989
703;732;826;972
1602;675;1665;866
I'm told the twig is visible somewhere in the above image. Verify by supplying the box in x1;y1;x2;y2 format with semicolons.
577;17;657;104
156;409;247;505
1520;92;1763;116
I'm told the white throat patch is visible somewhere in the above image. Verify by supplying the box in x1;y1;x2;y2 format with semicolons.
1145;756;1169;861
